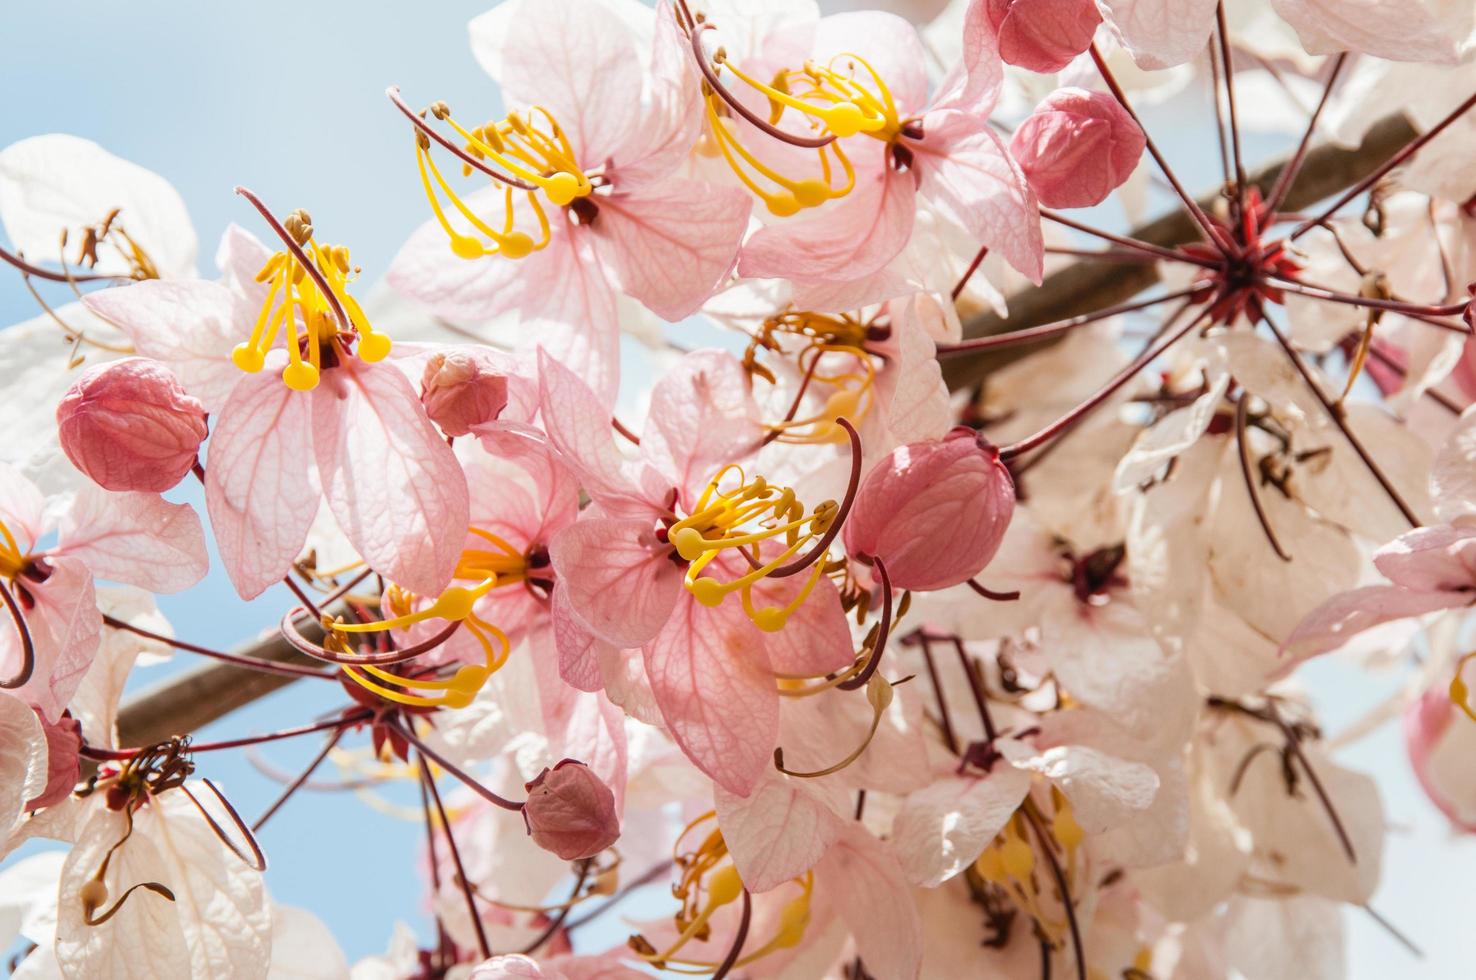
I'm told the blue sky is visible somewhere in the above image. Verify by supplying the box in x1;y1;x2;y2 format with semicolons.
3;1;1476;973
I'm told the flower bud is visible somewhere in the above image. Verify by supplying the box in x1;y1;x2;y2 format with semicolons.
984;0;1101;73
1010;88;1146;209
420;349;509;437
522;760;620;860
843;428;1015;592
56;357;207;492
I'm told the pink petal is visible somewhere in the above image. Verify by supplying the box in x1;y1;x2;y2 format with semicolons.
5;556;101;723
82;280;249;413
55;486;208;594
1270;0;1472;64
204;371;317;600
713;767;846;893
552;583;614;693
1097;0;1218;70
589;181;752;322
890;768;1031;886
385;189;532;322
549;518;684;649
311;360;469;598
745;574;855;676
0;463;47;550
816;824;923;980
480;0;644;167
536;351;648;515
738;169;916;285
28;712;82;811
1372;524;1476;593
1281;585;1470;663
639;350;761;499
642;598;778;797
916;109;1044;283
518;224;622;405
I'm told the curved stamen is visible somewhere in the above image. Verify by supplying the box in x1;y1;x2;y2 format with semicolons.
712;889;753;980
837;557;892;691
0;579;35;690
386;86;537;190
384;715;524;812
234;186;351;336
279;609;462;666
178;778;268;871
689;26;836;150
967;580;1021;602
769;417;861;579
0;243;124;284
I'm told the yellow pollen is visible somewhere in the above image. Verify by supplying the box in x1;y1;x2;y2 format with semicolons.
0;519;27;580
331;527;532;709
666;468;836;632
414;101;591;261
236;235;389;390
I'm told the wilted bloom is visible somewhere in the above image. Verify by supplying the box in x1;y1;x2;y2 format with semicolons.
56;358;207;493
843;428;1015;591
980;0;1103;73
420;349;510;437
522;759;620;860
1010;88;1146;208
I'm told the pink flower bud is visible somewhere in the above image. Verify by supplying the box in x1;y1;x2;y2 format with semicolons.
843;428;1015;592
56;357;207;493
985;0;1101;73
420;350;510;437
522;760;620;860
1010;88;1146;209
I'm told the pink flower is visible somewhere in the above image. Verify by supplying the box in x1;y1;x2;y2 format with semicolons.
540;351;855;795
420;349;510;437
843;428;1015;591
735;11;1043;303
521;759;621;860
980;0;1102;73
388;0;750;404
1010;88;1146;209
56;357;207;493
0;465;207;721
27;711;80;811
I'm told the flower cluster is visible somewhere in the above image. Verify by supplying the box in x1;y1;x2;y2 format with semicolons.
3;0;1476;977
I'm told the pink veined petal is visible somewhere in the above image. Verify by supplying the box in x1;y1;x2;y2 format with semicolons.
385;187;535;323
1280;585;1471;664
638;350;762;500
713;766;847;893
877;294;952;446
7;556;101;724
738;169;917;285
53;486;208;594
549;518;684;649
1096;0;1218;70
552;583;613;693
744;574;855;676
816;824;924;980
311;360;469;598
960;0;1005;113
1371;524;1476;593
536;351;650;517
603;1;704;187
0;463;47;556
213;223;275;301
82;280;246;413
588;181;752;323
555;691;629;814
915;109;1044;284
522;219;622;405
642;597;778;797
204;370;317;600
1270;0;1472;65
29;712;82;811
478;0;644;168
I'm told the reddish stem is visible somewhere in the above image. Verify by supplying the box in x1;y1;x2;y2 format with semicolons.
1264;53;1347;215
102;614;335;681
936;288;1197;358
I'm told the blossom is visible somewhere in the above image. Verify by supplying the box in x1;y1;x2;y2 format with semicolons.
419;348;509;437
388;0;751;403
56;357;207;493
974;0;1103;73
521;760;621;860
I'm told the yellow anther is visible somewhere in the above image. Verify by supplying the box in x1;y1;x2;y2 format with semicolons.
706;864;744;907
819;102;869;138
750;606;788;632
689;576;727;608
231;343;265;373
791;179;831;209
498;231;536;260
542;171;586;207
766;193;801;217
282;360;319;392
357;331;391;362
449;234;485;260
975;845;1006;883
670;527;709;562
1450;652;1476;723
775;896;811;948
428;586;479;621
1052;803;1084;851
1000;834;1035;879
